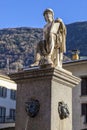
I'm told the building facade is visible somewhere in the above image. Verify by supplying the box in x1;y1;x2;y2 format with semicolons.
63;59;87;130
1;59;87;130
0;74;17;129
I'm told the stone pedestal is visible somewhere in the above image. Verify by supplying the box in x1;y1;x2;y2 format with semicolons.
10;67;80;130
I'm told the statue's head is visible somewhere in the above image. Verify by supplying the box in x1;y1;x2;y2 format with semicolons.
43;8;54;22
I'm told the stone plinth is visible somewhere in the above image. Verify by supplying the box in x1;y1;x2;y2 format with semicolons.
10;67;80;130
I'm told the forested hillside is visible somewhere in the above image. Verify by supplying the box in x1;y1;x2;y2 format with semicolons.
66;21;87;56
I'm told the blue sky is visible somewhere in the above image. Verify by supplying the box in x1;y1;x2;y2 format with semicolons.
0;0;87;29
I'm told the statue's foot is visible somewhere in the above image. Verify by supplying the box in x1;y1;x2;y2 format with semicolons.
29;62;39;67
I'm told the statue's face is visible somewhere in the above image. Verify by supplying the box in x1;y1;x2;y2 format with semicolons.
44;12;53;23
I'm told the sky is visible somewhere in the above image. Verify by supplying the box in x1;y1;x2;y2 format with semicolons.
0;0;87;29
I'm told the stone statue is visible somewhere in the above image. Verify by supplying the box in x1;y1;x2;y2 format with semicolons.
30;8;66;68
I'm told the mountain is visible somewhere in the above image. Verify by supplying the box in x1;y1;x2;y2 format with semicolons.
0;21;87;73
66;21;87;56
0;27;43;72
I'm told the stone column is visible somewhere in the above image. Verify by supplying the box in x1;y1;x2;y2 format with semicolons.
10;67;80;130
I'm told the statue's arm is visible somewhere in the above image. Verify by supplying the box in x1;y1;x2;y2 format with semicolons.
43;25;47;40
43;29;45;40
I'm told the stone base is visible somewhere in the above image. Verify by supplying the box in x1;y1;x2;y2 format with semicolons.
10;67;80;130
40;63;54;69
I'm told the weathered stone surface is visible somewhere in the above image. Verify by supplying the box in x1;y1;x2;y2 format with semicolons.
10;67;80;130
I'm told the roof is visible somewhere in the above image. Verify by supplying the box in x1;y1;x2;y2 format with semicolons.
63;58;87;65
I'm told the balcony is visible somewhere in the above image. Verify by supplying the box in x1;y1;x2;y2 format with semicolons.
0;116;15;123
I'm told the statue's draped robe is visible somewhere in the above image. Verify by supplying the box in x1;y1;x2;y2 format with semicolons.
37;19;66;67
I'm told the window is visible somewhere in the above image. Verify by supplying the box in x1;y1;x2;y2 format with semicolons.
0;86;7;98
81;78;87;95
81;103;87;124
81;103;87;115
10;109;15;121
10;90;16;100
0;107;6;123
81;129;87;130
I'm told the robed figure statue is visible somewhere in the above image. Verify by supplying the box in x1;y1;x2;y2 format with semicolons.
30;8;66;68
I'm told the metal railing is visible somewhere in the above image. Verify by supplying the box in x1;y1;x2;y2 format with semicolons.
0;116;15;123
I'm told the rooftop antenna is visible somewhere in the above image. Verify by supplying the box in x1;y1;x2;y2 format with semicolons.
7;57;10;74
